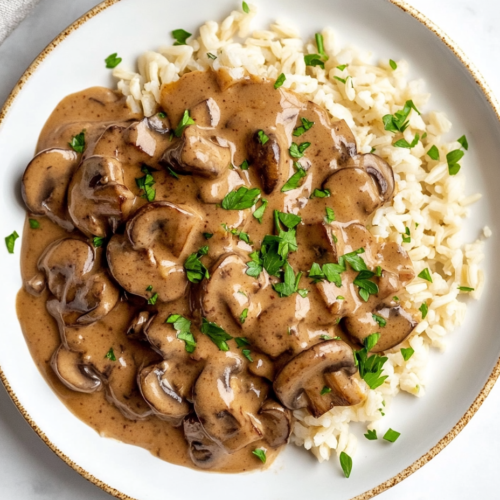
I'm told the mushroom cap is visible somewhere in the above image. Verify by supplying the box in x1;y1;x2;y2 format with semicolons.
274;339;365;417
147;112;171;134
190;98;221;128
246;130;281;194
51;344;102;393
67;155;136;237
124;118;158;157
258;400;291;448
22;148;79;231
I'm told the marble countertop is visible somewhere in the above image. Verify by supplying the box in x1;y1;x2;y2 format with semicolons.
1;0;499;498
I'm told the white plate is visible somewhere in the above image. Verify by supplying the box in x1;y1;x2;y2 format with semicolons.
1;0;499;499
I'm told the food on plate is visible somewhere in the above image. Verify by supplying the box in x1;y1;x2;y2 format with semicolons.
14;3;488;475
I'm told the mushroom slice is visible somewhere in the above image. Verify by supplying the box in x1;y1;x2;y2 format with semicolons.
127;201;202;258
259;400;291;448
348;153;395;201
67;155;136;237
127;311;151;340
183;414;226;469
292;222;337;268
378;242;415;286
124;118;158;156
138;361;192;425
274;340;366;418
193;353;268;454
22;148;79;231
51;344;102;393
161;127;231;179
190;98;221;127
147;111;171;134
246;130;281;194
344;306;417;352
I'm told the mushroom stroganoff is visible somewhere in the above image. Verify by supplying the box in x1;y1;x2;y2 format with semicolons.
17;67;415;472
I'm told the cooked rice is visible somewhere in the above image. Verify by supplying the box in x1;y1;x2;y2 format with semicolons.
112;3;489;465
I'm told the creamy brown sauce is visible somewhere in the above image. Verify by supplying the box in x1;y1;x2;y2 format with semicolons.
17;69;417;472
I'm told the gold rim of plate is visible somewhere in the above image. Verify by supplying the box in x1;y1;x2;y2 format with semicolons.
0;1;499;499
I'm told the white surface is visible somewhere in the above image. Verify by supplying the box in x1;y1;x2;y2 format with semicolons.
0;0;499;498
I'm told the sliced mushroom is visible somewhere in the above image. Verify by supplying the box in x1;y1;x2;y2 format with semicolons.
190;98;221;128
291;222;337;269
193;353;268;453
343;305;417;352
274;340;366;418
127;311;151;339
183;414;226;469
51;344;102;393
161;126;231;179
22;148;79;231
259;400;291;448
147;111;171;134
378;242;415;286
246;130;281;194
67;155;136;237
124;118;158;157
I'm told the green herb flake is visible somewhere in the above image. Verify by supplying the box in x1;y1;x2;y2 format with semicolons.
235;337;250;348
135;165;156;202
166;314;197;353
222;186;261;210
167;167;179;179
240;159;250;170
93;236;105;248
69;130;85;153
394;133;419;149
184;246;210;283
339;451;352;478
207;52;217;60
355;334;388;390
273;261;302;298
447;149;464;176
325;207;336;223
203;232;213;240
5;231;19;254
172;29;192;46
201;318;233;351
246;251;264;278
364;429;377;440
252;448;266;463
289;141;311;159
278;211;302;229
29;219;40;229
293;117;315;137
334;76;346;84
402;226;411;244
401;347;414;361
174;109;195;137
104;53;122;69
320;335;333;340
389;59;398;70
393;296;399;301
146;285;153;292
383;428;401;443
304;53;325;69
320;386;332;395
281;163;307;192
147;293;159;305
458;135;469;150
240;308;249;324
105;347;117;361
372;313;386;327
257;130;269;145
315;33;329;61
274;73;286;89
298;289;309;298
253;199;268;223
311;188;331;199
419;303;428;319
242;349;253;362
418;268;433;282
427;145;440;160
458;285;474;292
336;64;348;71
382;100;420;133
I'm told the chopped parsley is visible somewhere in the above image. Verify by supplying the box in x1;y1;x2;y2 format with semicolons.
222;186;261;210
325;207;336;223
242;349;253;362
203;233;213;240
382;100;420;133
69;130;85;153
92;236;105;248
135;165;156;202
334;76;346;84
174;109;195;137
372;314;386;327
458;285;474;292
257;130;269;145
418;268;432;282
419;303;428;319
274;73;286;89
308;262;343;288
281;162;307;192
245;251;264;278
394;133;419;149
289;141;311;159
242;1;250;13
401;347;414;361
253;199;268;223
147;293;159;305
166;314;197;353
315;33;329;61
240;308;249;324
222;223;251;244
184;246;210;283
29;219;40;229
293;117;315;137
402;226;411;243
235;337;250;348
104;53;122;69
240;159;250;170
355;333;388;390
5;231;19;254
389;59;398;70
105;347;116;361
207;52;217;60
304;54;325;69
383;428;401;443
273;261;302;298
447;135;468;175
311;188;330;198
252;448;266;463
339;451;352;478
354;270;378;302
200;318;233;351
146;285;153;291
458;135;469;150
278;212;301;229
364;429;377;440
336;64;348;71
172;29;192;46
427;145;440;160
298;289;309;298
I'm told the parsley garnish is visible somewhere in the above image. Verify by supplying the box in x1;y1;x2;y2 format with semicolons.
253;199;268;223
402;226;411;243
29;219;40;229
315;33;329;61
308;262;343;287
339;452;352;478
69;130;85;153
311;188;330;198
242;349;253;362
252;448;266;463
354;270;379;301
273;261;302;298
401;347;414;361
240;308;249;324
240;159;249;170
222;186;261;210
458;135;469;150
336;64;348;71
135;165;156;202
174;109;195;137
5;231;19;254
203;233;213;239
293;117;315;137
242;1;250;13
146;285;153;291
394;133;419;149
281;162;307;192
201;318;233;351
246;251;264;278
166;314;196;353
355;333;388;389
427;145;440;160
274;73;286;89
334;76;346;84
365;429;377;440
104;53;122;69
278;212;301;229
372;314;386;327
172;29;192;46
93;236;105;248
235;337;250;348
458;285;474;292
304;54;325;69
222;223;251;244
419;303;428;319
325;207;336;223
289;141;311;158
320;335;333;340
382;100;420;133
320;386;332;395
184;246;210;283
167;167;179;179
147;293;158;305
418;268;432;282
105;347;116;361
257;130;269;145
389;59;397;70
298;289;309;298
383;429;400;443
207;52;217;60
447;135;468;175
